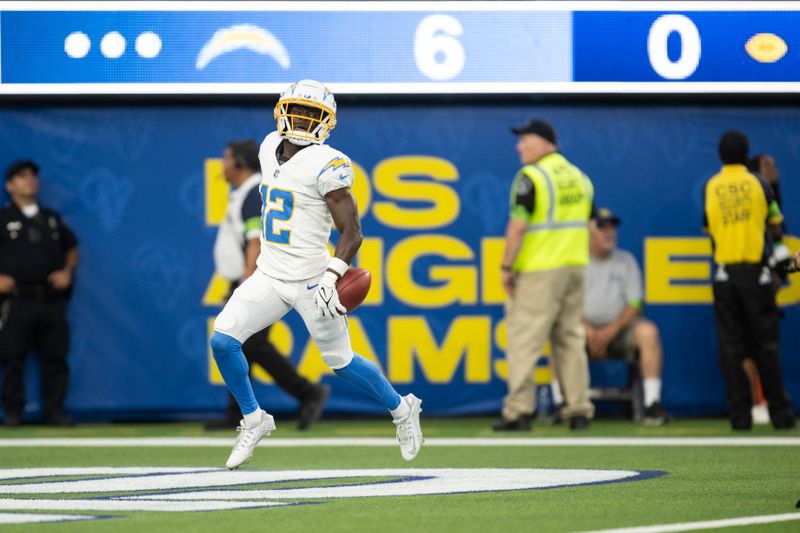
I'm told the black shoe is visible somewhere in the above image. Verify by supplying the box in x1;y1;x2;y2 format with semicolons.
492;415;531;432
731;418;753;431
298;384;330;430
3;412;21;427
643;402;672;426
772;414;797;431
45;412;74;427
551;403;566;425
569;416;590;431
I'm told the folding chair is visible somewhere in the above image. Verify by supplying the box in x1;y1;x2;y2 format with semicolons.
588;358;645;422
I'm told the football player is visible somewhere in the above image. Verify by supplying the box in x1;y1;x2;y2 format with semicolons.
210;80;423;469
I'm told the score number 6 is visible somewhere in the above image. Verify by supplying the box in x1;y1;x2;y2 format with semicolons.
414;14;465;81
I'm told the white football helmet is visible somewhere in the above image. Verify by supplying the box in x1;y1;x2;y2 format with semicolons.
274;79;337;146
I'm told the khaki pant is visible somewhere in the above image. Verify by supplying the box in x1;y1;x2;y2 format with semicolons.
503;266;594;421
605;320;640;362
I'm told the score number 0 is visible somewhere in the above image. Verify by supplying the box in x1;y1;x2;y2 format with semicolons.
648;14;701;80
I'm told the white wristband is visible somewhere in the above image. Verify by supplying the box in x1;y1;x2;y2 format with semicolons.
327;257;349;278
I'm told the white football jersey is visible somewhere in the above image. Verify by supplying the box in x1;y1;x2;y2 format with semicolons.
256;131;354;280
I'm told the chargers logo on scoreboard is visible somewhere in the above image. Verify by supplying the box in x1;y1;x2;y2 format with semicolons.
195;24;290;70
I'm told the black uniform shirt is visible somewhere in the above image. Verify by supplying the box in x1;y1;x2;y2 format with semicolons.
0;202;78;284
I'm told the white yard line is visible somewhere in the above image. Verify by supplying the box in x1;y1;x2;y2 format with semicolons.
579;512;800;533
0;437;796;447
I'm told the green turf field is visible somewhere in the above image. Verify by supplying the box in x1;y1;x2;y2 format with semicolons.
0;418;797;532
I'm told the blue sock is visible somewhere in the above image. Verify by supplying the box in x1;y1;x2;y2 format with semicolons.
210;332;259;415
334;353;402;410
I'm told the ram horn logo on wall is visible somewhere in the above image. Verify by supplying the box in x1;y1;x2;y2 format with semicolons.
196;24;290;70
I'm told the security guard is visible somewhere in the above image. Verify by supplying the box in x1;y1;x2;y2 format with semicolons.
0;160;78;426
704;131;795;430
494;119;595;431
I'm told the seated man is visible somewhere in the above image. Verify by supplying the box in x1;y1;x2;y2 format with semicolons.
584;208;671;425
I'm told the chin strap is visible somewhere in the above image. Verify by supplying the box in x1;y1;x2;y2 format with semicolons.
285;135;313;147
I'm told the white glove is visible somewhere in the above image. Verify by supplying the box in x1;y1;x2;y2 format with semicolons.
314;271;346;319
769;242;795;277
314;258;349;319
769;242;792;266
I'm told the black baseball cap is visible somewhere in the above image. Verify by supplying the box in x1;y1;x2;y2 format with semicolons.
5;160;39;182
511;118;557;145
594;207;621;226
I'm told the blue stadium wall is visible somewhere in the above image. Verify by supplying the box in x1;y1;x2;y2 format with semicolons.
1;103;798;419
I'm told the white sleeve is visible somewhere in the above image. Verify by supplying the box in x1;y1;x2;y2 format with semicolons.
316;155;354;197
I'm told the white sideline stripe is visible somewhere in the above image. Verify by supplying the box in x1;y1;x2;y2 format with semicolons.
580;512;800;533
0;499;285;512
0;513;96;524
0;437;797;447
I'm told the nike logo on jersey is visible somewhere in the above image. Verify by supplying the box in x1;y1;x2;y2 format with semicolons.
306;283;319;290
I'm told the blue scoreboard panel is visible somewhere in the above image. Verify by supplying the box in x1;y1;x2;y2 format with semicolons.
1;1;799;94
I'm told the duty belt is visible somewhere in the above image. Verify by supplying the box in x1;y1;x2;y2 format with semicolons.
13;284;51;300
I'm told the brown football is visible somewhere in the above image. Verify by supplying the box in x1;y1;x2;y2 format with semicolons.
336;267;372;312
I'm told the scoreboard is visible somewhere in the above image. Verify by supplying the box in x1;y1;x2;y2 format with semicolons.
1;1;800;94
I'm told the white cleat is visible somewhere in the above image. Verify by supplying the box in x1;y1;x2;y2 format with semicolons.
752;403;770;426
394;394;423;461
225;410;276;470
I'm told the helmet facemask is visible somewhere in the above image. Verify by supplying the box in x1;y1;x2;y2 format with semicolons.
274;81;337;146
275;100;336;146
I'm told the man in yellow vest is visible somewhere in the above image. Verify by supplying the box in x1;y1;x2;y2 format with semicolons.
704;130;795;430
494;119;595;431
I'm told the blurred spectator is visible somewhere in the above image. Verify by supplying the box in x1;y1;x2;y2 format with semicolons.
745;153;787;424
205;140;329;431
747;154;782;210
584;208;671;425
742;357;770;426
494;118;594;432
0;160;78;426
703;131;795;430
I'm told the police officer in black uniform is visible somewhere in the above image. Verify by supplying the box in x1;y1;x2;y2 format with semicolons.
0;160;79;426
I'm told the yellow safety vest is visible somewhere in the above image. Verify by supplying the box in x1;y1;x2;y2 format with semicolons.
512;153;594;272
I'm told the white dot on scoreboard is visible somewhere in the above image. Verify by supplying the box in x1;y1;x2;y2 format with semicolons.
135;32;162;58
100;31;126;59
64;32;91;59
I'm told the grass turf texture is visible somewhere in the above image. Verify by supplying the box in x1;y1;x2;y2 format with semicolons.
0;419;797;532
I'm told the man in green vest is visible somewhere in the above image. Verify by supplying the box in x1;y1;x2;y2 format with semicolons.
494;119;595;431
